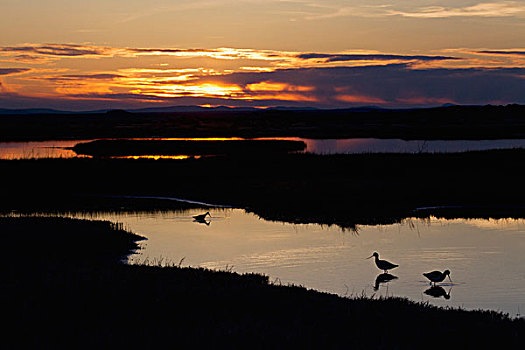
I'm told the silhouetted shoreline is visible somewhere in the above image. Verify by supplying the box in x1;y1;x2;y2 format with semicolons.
3;217;523;348
1;104;524;141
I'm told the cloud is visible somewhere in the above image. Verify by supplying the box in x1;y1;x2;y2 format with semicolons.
0;44;114;57
32;74;124;82
1;43;524;110
388;2;525;18
179;64;525;107
0;68;31;76
6;64;525;109
476;50;525;56
300;1;525;20
0;44;293;64
296;53;460;62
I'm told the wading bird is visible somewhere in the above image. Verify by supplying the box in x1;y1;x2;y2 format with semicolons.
193;212;211;221
423;270;452;286
367;252;398;273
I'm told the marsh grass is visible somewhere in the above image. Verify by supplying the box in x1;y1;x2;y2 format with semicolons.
2;216;523;348
1;148;524;229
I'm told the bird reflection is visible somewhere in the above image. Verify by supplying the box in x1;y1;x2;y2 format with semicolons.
373;273;398;291
193;217;210;226
424;286;451;300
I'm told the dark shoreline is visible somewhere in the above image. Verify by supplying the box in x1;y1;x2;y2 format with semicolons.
3;216;523;348
1;104;524;142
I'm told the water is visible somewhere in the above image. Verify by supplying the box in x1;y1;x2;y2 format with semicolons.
0;140;92;159
1;138;525;159
60;208;524;317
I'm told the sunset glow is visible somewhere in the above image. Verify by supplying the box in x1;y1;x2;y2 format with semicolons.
1;1;524;110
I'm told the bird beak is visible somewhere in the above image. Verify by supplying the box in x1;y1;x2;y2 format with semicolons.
448;275;452;282
366;255;373;259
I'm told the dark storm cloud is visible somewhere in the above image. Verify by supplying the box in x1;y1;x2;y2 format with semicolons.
0;68;31;76
296;53;460;62
192;64;525;106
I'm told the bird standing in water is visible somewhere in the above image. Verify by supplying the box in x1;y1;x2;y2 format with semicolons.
367;252;398;273
193;212;211;221
423;270;452;286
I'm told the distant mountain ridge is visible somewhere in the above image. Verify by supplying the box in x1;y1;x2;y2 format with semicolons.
0;105;388;115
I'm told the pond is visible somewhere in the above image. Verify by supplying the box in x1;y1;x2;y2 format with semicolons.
1;138;525;159
61;208;524;317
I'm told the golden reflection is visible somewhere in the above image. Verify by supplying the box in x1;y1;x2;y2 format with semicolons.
112;155;201;160
130;137;246;141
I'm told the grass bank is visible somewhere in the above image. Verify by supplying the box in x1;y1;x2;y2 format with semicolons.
2;149;524;228
2;216;523;349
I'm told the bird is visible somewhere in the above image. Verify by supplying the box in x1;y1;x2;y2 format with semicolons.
423;270;452;286
192;212;211;221
366;252;398;273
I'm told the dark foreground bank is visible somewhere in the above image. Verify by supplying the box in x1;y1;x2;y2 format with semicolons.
2;217;523;349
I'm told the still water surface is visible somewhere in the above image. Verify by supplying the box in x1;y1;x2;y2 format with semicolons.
1;138;525;159
66;208;525;317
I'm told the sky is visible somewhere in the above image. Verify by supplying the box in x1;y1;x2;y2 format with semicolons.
1;0;524;110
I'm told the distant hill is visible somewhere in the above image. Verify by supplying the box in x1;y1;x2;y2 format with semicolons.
0;105;326;115
0;108;72;115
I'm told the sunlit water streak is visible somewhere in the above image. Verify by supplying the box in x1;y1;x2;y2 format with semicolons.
1;138;525;159
18;208;524;317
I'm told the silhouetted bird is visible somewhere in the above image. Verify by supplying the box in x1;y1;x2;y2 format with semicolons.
423;270;451;286
424;286;451;299
193;212;211;221
367;252;398;273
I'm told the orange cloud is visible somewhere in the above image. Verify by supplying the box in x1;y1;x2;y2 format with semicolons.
336;94;387;104
246;82;314;92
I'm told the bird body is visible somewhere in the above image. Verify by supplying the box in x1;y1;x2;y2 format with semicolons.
367;252;398;273
423;270;451;285
193;212;211;221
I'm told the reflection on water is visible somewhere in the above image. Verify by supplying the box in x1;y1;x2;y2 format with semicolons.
1;137;525;159
41;209;523;317
374;273;398;291
0;140;93;159
301;138;525;154
425;286;452;299
113;155;197;160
